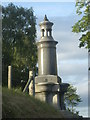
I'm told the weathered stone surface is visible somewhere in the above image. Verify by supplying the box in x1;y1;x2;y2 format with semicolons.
35;92;46;102
35;82;61;92
35;82;55;92
35;89;61;109
35;82;61;109
35;75;61;84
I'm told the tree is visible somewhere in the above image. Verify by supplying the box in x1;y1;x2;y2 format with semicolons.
64;85;82;114
72;0;90;49
2;3;37;86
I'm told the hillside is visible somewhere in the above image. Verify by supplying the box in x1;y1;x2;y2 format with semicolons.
2;87;65;118
2;87;81;119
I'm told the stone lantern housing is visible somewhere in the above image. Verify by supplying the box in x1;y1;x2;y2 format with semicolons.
34;15;69;110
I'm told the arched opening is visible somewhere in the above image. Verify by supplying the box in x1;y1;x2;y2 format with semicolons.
48;29;52;36
41;29;45;37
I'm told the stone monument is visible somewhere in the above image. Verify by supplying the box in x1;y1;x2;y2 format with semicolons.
35;15;69;110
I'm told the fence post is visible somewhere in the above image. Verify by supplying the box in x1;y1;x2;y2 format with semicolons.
8;66;12;89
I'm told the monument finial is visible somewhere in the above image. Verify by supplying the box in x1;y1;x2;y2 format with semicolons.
44;15;49;21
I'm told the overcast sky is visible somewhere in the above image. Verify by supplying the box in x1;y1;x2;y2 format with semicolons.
2;2;88;117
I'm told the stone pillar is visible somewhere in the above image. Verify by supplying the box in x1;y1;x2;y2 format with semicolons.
38;41;58;76
29;70;35;96
8;66;12;89
60;83;70;110
38;15;58;76
60;93;65;110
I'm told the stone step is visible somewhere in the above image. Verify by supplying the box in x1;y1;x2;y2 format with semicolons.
59;110;82;118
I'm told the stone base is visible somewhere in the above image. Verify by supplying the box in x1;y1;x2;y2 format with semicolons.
34;75;69;110
35;82;61;109
35;82;60;92
35;75;61;84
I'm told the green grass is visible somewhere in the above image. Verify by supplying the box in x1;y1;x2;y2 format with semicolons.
2;87;65;118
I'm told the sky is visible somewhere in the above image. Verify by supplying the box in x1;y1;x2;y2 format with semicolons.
2;1;88;117
1;0;76;2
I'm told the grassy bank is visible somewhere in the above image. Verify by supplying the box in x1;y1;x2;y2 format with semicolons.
2;87;65;118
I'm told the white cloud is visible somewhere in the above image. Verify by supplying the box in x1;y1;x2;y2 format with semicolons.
75;80;88;96
58;61;88;77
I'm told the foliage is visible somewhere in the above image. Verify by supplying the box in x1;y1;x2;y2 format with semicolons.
72;0;90;49
64;85;82;114
2;3;37;86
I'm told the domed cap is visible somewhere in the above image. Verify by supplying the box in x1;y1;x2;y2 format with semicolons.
39;15;53;28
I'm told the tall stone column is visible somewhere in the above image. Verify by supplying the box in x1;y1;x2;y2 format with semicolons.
35;15;61;109
8;66;12;89
35;15;69;110
37;15;58;76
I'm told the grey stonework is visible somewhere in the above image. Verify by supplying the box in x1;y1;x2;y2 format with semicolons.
34;15;69;110
37;16;58;76
35;75;61;84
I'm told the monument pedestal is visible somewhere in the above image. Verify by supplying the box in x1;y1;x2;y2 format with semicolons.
35;76;69;110
35;82;61;109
